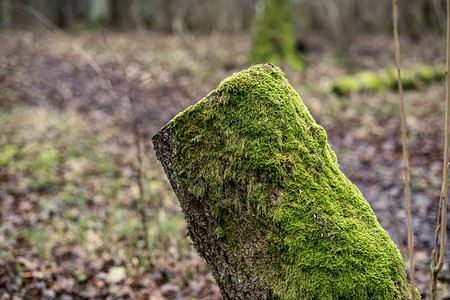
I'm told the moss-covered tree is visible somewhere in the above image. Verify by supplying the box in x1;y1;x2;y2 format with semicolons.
248;0;304;72
153;64;416;299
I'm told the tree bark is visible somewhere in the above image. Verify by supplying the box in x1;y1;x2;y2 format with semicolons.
153;126;275;300
152;64;412;299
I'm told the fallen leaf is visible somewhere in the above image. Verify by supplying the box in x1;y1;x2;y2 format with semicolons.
19;272;34;279
17;257;38;270
106;266;126;284
160;283;180;297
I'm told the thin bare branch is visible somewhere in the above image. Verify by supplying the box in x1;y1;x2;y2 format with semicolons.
387;194;405;256
430;1;450;299
435;0;450;273
392;0;415;298
16;3;118;99
100;33;152;259
128;92;150;252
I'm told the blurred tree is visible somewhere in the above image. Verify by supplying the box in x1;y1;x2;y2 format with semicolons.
0;0;446;41
399;0;435;40
138;0;154;27
153;0;177;32
9;0;44;27
425;0;446;33
186;0;222;33
1;0;12;28
249;0;304;72
109;0;134;28
304;0;446;46
12;0;90;28
48;0;73;28
89;0;109;25
241;0;255;31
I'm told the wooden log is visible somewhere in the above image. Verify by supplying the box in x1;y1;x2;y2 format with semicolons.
152;64;412;299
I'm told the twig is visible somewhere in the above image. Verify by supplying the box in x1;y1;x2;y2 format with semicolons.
1;3;126;166
15;2;118;99
430;1;450;299
437;0;450;273
392;0;416;298
100;34;152;257
387;194;405;256
129;90;151;254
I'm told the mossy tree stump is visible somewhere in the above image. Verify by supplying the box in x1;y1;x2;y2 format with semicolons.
153;64;413;299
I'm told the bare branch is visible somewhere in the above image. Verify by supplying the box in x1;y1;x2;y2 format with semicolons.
387;194;405;257
430;1;450;299
435;0;450;273
392;0;415;298
16;2;119;99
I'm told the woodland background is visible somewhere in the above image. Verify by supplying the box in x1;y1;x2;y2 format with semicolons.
0;0;449;299
0;0;447;39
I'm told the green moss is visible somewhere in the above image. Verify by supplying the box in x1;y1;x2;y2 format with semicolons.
359;71;385;92
382;67;400;90
248;0;304;72
416;64;437;83
331;64;445;95
168;64;414;299
330;76;359;95
416;63;446;82
435;65;447;80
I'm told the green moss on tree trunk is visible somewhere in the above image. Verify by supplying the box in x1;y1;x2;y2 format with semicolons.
248;0;304;72
153;64;413;299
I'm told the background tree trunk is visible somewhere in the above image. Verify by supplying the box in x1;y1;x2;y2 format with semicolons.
89;0;109;25
1;0;12;28
248;0;304;71
153;0;173;32
48;0;73;28
109;0;134;28
241;0;255;31
138;0;154;27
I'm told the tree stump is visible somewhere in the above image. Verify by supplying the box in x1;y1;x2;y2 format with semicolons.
152;64;412;299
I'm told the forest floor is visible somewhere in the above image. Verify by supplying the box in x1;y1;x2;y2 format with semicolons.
0;29;449;299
